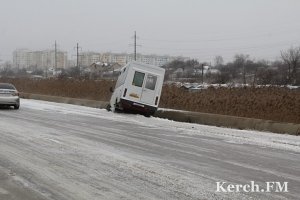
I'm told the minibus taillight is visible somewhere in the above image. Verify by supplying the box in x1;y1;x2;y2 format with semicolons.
123;88;127;97
155;96;159;105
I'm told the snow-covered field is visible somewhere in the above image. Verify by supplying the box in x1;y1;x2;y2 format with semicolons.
0;99;299;200
167;82;300;90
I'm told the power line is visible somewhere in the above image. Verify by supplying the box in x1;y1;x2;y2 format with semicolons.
141;40;300;53
140;28;300;44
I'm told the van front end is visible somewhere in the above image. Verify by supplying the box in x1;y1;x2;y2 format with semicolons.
119;98;157;116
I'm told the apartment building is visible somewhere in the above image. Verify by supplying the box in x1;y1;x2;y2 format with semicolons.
99;52;188;67
13;49;68;70
13;49;188;70
110;53;127;66
13;49;30;69
79;52;101;67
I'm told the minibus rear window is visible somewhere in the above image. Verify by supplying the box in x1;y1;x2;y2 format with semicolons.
145;74;157;90
132;71;145;87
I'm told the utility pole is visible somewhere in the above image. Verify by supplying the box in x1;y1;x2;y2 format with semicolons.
77;43;79;68
76;43;80;70
134;31;137;61
130;31;141;61
243;63;246;85
46;52;49;78
74;43;82;76
15;52;19;73
201;63;204;85
54;41;57;72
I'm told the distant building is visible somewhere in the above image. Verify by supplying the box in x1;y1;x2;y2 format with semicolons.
79;52;101;67
13;49;68;70
13;49;30;69
88;62;122;77
193;65;220;75
13;49;189;70
99;52;188;67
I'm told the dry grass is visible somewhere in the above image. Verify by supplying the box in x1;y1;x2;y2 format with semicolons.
2;77;299;124
1;78;115;101
160;86;300;124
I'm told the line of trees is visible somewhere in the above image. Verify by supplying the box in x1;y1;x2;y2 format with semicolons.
163;46;300;86
1;46;300;85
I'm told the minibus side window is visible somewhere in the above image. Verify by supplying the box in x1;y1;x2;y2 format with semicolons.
145;74;157;90
132;71;145;87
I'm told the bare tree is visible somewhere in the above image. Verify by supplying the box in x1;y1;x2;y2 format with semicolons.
213;55;224;67
280;46;300;85
233;54;250;84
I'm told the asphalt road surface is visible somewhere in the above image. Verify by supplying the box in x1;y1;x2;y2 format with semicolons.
0;99;299;200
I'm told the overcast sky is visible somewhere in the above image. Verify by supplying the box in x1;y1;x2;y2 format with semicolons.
0;0;300;63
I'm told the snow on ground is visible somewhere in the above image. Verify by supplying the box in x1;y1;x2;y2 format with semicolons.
166;82;300;91
1;99;299;200
21;99;300;153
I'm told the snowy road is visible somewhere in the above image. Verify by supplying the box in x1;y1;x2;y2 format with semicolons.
0;99;300;200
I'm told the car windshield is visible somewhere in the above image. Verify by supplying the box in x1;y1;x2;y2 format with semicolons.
0;83;16;90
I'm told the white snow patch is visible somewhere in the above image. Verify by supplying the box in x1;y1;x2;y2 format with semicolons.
21;99;300;153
